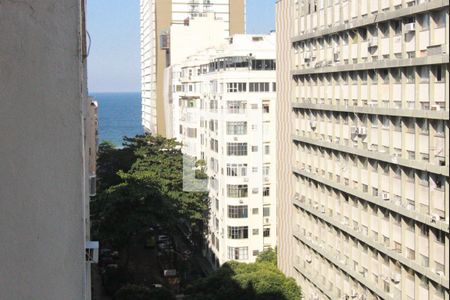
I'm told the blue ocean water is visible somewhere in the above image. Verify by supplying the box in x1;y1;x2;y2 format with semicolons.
90;92;144;147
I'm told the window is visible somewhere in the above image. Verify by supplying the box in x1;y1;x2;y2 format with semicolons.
227;101;246;113
264;144;270;154
419;66;429;83
227;82;247;93
249;82;270;92
227;163;247;177
263;165;270;176
272;82;276;91
251;59;276;70
228;226;248;239
252;229;259;235
227;143;248;156
252;208;259;215
434;65;443;82
263;186;270;197
263;207;270;217
228;246;248;260
227;185;248;198
252;146;258;152
263;228;270;237
419;14;430;30
228;206;248;218
263;103;270;113
227;121;247;135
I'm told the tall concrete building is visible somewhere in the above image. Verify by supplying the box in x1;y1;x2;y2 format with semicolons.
176;34;277;266
0;1;97;299
277;0;449;299
140;0;246;136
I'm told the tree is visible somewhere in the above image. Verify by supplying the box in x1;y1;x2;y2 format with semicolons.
92;134;209;266
96;141;135;191
255;248;277;266
185;250;301;300
114;284;175;300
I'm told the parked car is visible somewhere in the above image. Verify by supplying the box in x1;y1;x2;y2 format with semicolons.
157;235;170;243
157;240;173;251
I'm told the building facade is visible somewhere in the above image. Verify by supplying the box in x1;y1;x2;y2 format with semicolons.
177;34;278;266
277;0;449;299
140;0;245;136
0;0;97;299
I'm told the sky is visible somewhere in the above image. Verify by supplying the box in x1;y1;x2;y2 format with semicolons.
87;0;275;93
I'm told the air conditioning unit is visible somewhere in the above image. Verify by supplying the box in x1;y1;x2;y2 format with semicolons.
89;174;96;197
305;255;312;263
85;241;99;263
304;52;311;59
233;137;238;141
264;218;270;224
430;105;441;111
405;23;415;32
320;207;326;214
351;126;359;135
311;293;319;300
431;214;441;222
358;266;365;273
244;178;249;182
381;192;390;201
310;120;317;129
358;127;367;136
350;289;358;297
239;199;244;204
294;192;300;200
391;273;401;283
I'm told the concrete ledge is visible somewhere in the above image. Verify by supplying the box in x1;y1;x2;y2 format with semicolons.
291;0;449;43
292;264;338;299
293;230;392;299
293;199;450;289
292;166;450;233
291;55;449;76
292;134;449;176
291;102;449;121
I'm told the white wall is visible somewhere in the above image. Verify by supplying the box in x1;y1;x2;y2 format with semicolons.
0;1;90;299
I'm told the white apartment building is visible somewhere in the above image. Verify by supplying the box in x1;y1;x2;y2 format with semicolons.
277;1;449;300
176;34;277;266
165;13;231;139
140;0;245;136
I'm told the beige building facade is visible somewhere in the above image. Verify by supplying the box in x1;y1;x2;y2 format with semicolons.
140;0;246;136
277;0;449;299
0;0;97;299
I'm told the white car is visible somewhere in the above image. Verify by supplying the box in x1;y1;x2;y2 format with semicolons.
157;235;170;243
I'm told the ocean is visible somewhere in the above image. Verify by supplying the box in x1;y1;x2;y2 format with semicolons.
90;92;144;147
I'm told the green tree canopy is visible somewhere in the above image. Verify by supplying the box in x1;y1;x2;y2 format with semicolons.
91;135;208;259
185;250;301;300
114;284;175;300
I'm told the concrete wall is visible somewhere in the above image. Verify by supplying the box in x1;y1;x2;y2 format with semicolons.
229;0;245;35
275;0;296;279
0;1;90;299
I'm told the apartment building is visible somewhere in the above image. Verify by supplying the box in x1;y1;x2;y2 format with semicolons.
277;0;449;299
140;0;245;136
176;34;277;266
0;1;97;299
